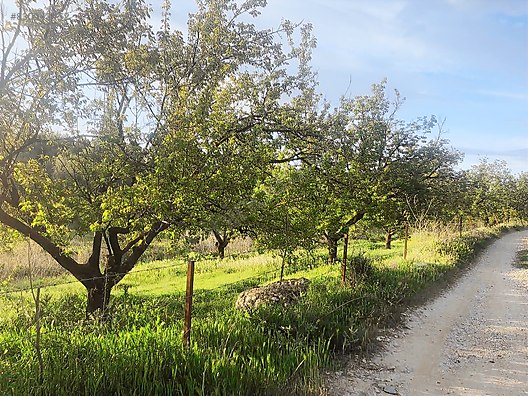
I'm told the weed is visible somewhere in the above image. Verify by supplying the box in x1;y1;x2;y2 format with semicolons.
0;224;522;394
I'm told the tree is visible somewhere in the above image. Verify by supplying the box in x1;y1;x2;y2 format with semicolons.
466;159;516;225
1;0;159;315
251;164;320;280
143;0;318;259
303;81;461;260
512;172;528;223
0;0;317;316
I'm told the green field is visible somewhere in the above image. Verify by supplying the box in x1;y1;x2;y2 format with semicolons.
0;225;517;395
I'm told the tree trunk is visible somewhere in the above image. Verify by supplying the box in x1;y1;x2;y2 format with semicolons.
385;231;393;249
212;230;230;260
326;236;339;265
280;252;287;281
85;281;113;318
0;207;169;318
217;244;225;259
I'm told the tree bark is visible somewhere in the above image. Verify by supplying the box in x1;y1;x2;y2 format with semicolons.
217;243;226;260
85;280;112;318
385;231;394;249
326;235;339;265
212;229;230;260
0;206;170;316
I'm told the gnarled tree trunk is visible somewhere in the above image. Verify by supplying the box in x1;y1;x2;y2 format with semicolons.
325;234;339;265
85;280;113;317
0;207;169;318
212;229;230;260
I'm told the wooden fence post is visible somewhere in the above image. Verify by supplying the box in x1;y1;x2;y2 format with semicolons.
403;222;409;260
34;287;43;388
341;233;348;285
183;260;195;350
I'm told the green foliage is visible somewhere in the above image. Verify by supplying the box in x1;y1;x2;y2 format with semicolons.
515;249;528;268
1;224;519;394
346;253;375;283
0;224;20;252
434;228;499;264
0;0;321;314
0;0;522;322
464;159;520;225
253;166;320;259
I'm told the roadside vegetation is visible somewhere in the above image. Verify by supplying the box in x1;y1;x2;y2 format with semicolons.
1;0;527;394
1;222;524;394
515;248;528;269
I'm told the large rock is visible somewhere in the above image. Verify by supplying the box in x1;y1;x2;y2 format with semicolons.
235;278;310;311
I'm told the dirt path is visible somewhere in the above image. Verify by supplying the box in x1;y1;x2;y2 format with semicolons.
327;230;528;396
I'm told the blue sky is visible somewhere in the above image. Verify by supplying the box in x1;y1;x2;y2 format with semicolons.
249;0;528;173
11;0;527;172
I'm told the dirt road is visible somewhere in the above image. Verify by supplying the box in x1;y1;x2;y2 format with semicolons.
328;230;528;396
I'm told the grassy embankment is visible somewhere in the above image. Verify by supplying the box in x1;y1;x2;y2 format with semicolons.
0;224;521;395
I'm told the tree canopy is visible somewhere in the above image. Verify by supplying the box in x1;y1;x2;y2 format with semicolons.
1;0;525;316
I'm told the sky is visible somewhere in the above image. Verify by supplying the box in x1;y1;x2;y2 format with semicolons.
248;0;528;174
169;0;528;174
243;0;528;174
8;0;527;173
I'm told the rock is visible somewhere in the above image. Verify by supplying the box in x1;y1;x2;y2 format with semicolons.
235;278;310;311
382;385;399;395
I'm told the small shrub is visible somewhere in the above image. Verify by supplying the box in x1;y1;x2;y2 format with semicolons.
435;230;496;264
515;249;528;268
345;253;375;285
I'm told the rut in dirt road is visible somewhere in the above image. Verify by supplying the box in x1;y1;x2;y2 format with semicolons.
328;230;528;396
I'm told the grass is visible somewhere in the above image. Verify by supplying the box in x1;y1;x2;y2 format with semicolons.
515;249;528;268
0;223;523;395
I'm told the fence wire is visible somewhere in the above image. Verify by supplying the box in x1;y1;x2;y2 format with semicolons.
0;257;322;297
0;261;192;296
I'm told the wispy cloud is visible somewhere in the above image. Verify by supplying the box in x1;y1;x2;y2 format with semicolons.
446;0;528;16
261;0;527;172
461;148;528;174
477;90;528;101
462;147;528;157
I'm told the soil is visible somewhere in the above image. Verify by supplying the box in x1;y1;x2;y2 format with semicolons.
326;229;528;396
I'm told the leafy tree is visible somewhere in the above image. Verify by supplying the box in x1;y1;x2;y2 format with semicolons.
144;0;318;260
305;81;461;260
252;165;320;279
466;159;516;225
0;0;157;315
0;0;316;315
512;172;528;222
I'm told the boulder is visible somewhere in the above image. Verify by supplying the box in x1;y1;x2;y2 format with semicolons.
235;277;310;311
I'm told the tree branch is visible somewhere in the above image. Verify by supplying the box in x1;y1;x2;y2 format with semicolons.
0;206;84;277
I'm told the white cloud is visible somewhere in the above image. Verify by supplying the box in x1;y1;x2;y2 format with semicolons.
477;90;528;101
446;0;528;16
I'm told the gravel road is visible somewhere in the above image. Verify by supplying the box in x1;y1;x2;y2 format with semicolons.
327;230;528;396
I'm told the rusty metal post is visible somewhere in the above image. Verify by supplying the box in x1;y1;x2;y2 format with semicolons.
183;260;195;350
341;233;349;285
403;222;409;260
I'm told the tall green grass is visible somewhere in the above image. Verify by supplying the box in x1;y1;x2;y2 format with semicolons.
0;224;522;395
